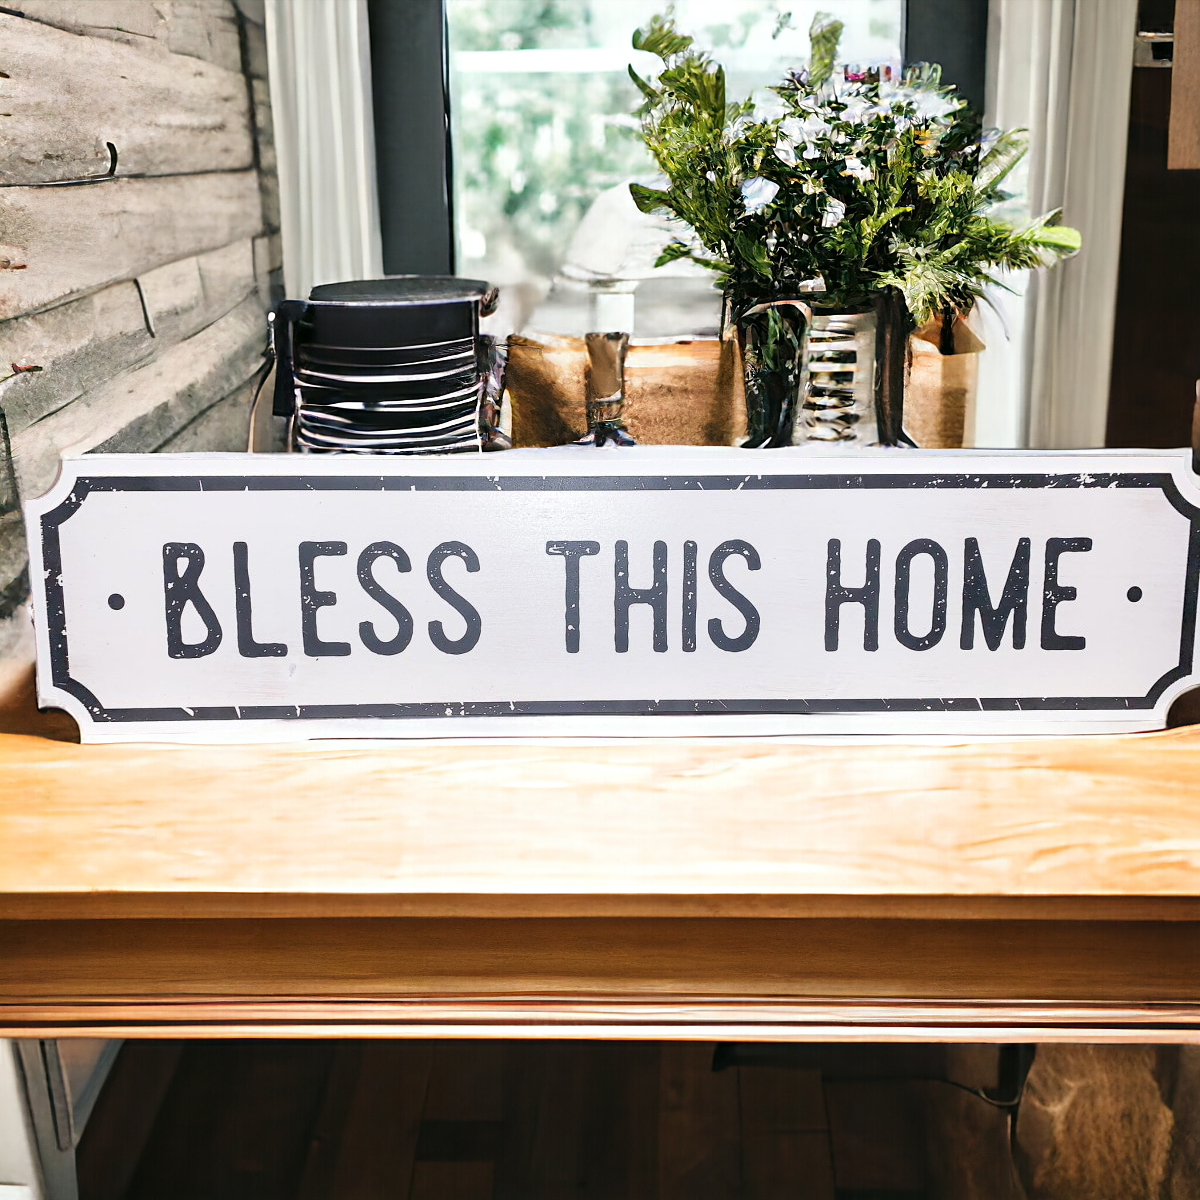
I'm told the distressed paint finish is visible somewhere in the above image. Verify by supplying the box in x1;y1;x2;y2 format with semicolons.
22;449;1200;741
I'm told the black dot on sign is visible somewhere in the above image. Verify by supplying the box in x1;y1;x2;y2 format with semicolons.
1127;586;1143;603
107;593;125;610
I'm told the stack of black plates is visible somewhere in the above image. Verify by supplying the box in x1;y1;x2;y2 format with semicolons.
271;276;494;454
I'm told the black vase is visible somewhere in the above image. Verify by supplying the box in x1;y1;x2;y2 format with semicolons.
734;297;813;448
872;285;910;447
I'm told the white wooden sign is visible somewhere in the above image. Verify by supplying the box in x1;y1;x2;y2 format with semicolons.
25;449;1200;742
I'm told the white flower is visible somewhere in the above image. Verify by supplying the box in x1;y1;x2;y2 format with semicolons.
839;94;875;124
775;138;797;167
705;170;717;181
780;113;832;159
841;156;873;182
879;83;914;105
756;95;787;122
881;84;961;124
915;92;960;121
821;198;847;227
726;113;751;140
839;94;865;117
741;177;780;212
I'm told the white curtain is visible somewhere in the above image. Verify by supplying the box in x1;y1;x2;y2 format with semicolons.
973;0;1137;448
265;0;384;299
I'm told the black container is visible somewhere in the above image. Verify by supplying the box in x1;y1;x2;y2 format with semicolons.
271;275;494;454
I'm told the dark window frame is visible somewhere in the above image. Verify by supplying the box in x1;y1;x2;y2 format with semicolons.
904;0;990;114
367;0;455;275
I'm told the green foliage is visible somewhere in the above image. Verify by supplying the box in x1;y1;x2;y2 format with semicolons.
630;13;1081;325
807;13;843;87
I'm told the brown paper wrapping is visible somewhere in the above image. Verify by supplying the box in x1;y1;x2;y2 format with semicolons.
507;316;980;449
508;331;747;447
904;315;985;449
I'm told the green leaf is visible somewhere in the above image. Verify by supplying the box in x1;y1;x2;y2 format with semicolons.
707;63;727;119
1038;226;1082;252
628;65;659;103
859;205;912;258
976;129;1028;194
629;182;672;214
1027;213;1082;254
658;60;726;122
688;254;730;274
733;230;771;280
633;16;694;61
808;13;843;86
654;242;694;267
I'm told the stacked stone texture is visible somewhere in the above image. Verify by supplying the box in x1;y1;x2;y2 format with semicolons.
0;0;280;650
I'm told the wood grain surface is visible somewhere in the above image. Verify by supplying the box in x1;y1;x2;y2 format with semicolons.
11;296;266;495
3;241;257;439
4;665;1199;1036
0;12;253;186
1169;0;1200;169
16;1;244;72
0;170;261;320
3;719;1200;916
0;283;154;436
5;916;1199;1003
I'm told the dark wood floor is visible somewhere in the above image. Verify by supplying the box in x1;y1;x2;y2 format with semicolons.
77;1040;1020;1200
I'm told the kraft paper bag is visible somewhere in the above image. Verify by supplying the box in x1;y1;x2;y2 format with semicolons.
507;330;747;447
904;315;985;449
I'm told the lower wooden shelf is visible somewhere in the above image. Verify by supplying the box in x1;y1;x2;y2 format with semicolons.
2;664;1199;1039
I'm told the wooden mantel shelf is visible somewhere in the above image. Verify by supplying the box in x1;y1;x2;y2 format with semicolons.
2;667;1200;1040
5;724;1200;919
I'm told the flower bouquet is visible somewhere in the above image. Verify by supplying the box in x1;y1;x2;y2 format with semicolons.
628;13;1081;447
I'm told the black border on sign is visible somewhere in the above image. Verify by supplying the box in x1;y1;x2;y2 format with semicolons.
39;471;1200;724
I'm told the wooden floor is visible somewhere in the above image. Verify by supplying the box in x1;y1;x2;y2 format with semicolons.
76;1039;1020;1200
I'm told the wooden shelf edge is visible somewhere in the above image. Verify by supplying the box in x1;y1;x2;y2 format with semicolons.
4;892;1200;921
3;997;1199;1042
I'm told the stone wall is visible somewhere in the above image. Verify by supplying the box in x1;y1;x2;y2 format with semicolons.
0;0;280;654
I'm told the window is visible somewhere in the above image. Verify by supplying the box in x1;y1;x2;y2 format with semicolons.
445;0;904;336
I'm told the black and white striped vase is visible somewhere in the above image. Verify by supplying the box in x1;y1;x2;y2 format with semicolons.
271;276;497;455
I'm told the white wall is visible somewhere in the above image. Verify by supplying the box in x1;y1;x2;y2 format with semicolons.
0;1044;41;1200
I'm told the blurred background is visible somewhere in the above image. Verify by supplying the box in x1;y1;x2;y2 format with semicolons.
446;0;903;336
